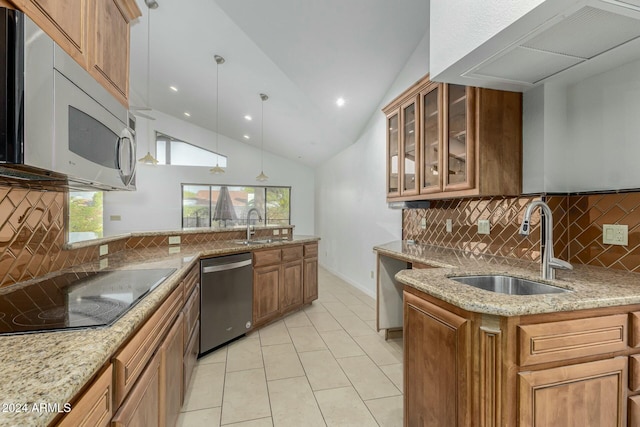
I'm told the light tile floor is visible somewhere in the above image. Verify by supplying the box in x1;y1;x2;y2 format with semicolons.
178;267;403;427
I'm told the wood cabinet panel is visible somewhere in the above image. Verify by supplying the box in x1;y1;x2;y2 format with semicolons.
518;314;628;366
159;313;183;427
113;282;184;406
282;245;303;262
403;290;471;427
518;357;627;427
253;264;280;326
631;355;640;392
303;257;318;304
253;249;282;267
630;395;640;427
13;0;87;66
112;352;160;427
56;364;112;427
304;242;318;258
88;0;130;105
280;260;303;314
183;284;199;352
183;321;199;404
183;265;199;301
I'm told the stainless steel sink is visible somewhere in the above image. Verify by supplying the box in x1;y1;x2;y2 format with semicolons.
449;275;571;295
234;239;278;245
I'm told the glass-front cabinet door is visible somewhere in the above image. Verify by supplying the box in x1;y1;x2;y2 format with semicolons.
386;110;400;197
420;83;442;194
443;84;475;191
400;98;419;196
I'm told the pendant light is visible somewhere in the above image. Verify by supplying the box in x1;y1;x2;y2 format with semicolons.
256;93;269;182
137;0;159;165
209;54;226;174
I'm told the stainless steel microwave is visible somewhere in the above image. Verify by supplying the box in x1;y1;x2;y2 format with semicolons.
0;8;136;190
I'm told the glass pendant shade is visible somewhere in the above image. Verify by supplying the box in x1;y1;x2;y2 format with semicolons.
256;171;268;182
210;164;225;174
139;151;159;165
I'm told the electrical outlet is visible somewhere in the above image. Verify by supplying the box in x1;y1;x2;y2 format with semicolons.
603;224;628;246
110;215;121;221
99;244;108;256
168;246;181;254
273;229;280;235
477;219;491;235
446;219;453;233
420;218;427;229
370;270;374;279
282;229;289;235
168;236;181;245
99;258;108;269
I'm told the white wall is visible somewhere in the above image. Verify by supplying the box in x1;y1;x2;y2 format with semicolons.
314;31;430;297
104;110;314;235
523;58;640;193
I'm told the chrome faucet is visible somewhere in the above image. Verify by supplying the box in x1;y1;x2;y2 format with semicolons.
246;208;262;241
519;200;573;280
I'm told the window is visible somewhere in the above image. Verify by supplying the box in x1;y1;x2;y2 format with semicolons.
156;132;227;167
68;191;103;243
182;185;291;228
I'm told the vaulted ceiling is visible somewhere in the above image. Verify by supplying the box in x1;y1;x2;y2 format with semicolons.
129;0;429;166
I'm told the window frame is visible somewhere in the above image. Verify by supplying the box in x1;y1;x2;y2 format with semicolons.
181;183;292;228
156;131;227;167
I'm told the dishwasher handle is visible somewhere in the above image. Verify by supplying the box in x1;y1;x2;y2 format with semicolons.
202;259;252;274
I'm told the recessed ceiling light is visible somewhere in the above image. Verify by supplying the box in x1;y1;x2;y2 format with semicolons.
244;115;252;121
170;86;178;92
336;97;346;107
243;135;250;139
184;112;191;117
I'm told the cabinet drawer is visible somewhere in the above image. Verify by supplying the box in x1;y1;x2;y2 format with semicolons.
183;284;200;351
518;314;628;366
282;245;303;262
113;282;184;406
304;243;318;258
183;265;199;300
56;364;112;427
254;249;282;267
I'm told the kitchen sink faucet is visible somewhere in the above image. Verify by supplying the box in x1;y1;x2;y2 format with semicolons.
246;208;262;241
519;200;573;280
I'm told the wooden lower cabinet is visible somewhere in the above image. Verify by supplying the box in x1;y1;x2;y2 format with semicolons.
403;290;471;426
159;313;184;427
56;364;113;427
253;264;281;326
280;260;303;314
519;357;627;427
303;257;318;303
111;352;160;427
183;321;199;405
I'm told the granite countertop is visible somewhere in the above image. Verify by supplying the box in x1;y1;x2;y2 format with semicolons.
0;235;319;427
374;240;640;317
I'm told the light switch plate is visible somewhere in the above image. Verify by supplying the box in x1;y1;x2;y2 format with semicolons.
282;229;289;235
603;224;628;246
420;218;427;229
99;244;108;256
273;229;280;235
109;215;121;221
446;219;453;233
168;236;181;245
168;246;181;254
478;219;491;235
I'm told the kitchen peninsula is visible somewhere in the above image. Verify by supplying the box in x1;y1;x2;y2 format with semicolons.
375;241;640;426
0;228;319;427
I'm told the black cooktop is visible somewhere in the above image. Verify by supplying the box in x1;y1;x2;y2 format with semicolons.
0;268;176;335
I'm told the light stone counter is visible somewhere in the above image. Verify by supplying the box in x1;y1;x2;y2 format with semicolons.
375;240;640;316
0;235;319;427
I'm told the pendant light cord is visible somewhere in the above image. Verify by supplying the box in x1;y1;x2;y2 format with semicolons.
260;98;264;171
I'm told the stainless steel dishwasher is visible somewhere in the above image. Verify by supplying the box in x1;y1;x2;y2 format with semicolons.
199;252;253;356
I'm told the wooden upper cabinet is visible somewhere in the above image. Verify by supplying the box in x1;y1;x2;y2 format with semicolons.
386;109;400;197
88;0;139;106
10;0;140;107
443;84;475;192
419;82;442;194
13;0;87;67
384;74;522;201
88;0;138;106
